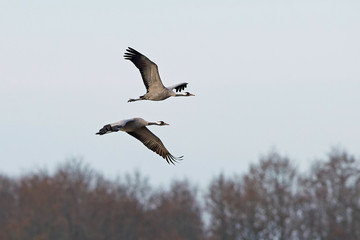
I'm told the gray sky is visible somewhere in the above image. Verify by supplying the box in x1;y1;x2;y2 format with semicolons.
1;0;359;187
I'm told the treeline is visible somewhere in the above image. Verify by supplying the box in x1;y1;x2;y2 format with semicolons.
0;149;359;240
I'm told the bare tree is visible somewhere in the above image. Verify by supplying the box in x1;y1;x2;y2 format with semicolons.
206;152;298;240
0;175;16;239
0;149;359;240
147;180;204;240
297;149;360;240
206;173;242;240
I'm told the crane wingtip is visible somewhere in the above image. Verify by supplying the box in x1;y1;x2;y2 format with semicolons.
165;155;184;165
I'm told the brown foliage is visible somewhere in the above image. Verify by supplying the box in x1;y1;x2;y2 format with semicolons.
297;149;360;240
0;149;359;240
0;161;203;240
206;152;297;240
206;149;360;240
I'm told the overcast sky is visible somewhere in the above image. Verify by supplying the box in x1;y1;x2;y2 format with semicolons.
1;0;359;187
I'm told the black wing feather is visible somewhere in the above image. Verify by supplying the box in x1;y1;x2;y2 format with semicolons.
174;83;188;92
96;124;115;135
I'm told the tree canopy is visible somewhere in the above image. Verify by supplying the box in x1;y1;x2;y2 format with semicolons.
0;149;359;240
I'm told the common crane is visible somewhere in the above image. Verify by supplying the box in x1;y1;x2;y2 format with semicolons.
96;118;182;164
124;47;195;102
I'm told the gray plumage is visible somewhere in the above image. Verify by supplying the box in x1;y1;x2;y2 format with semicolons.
96;118;182;164
124;47;195;102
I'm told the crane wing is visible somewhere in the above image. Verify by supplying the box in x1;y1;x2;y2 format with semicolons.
124;47;165;92
127;127;182;164
167;82;188;92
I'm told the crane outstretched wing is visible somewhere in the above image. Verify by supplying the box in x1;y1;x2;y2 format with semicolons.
124;47;165;92
127;127;182;164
